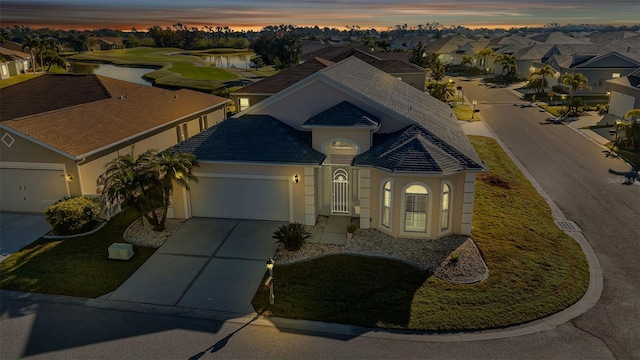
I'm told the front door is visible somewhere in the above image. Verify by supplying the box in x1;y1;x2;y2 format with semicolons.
332;168;349;214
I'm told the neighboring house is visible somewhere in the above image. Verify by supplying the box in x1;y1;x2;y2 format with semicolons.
0;74;229;213
505;44;552;79
422;35;470;64
607;68;640;118
0;45;32;79
527;32;591;45
172;57;487;240
234;47;427;110
94;37;125;50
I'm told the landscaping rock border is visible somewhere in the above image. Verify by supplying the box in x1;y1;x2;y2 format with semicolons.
123;215;186;248
434;238;489;284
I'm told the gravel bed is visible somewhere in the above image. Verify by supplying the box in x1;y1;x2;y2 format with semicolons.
434;238;489;283
275;227;474;272
124;216;186;248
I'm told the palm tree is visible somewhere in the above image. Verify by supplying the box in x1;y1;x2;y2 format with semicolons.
495;54;518;84
476;48;494;70
561;72;589;102
461;55;474;67
528;65;555;94
155;151;199;230
97;149;198;231
21;34;40;72
427;81;455;102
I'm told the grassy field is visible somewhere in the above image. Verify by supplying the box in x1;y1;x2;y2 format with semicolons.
253;136;590;331
70;47;240;91
539;104;563;117
0;209;156;298
0;73;42;88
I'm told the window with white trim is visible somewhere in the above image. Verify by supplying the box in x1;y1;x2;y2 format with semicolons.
238;98;250;111
404;184;428;232
382;181;391;227
441;184;451;231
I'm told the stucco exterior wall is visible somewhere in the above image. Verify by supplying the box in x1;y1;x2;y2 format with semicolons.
0;128;80;195
368;169;468;239
312;127;372;153
253;79;408;133
172;162;314;224
389;73;426;91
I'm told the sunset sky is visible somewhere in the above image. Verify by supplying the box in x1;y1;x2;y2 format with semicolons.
2;0;639;31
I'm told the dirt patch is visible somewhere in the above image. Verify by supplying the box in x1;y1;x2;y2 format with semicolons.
479;173;517;189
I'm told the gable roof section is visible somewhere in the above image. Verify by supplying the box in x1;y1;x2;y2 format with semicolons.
1;75;229;159
572;52;640;69
0;74;110;121
607;68;640;89
513;44;553;60
354;124;482;174
233;58;333;95
317;57;483;169
0;46;31;62
529;32;591;45
172;115;325;165
303;101;380;127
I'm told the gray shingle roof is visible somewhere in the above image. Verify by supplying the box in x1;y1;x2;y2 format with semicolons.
172;115;325;165
303;101;380;127
318;57;484;169
354;124;484;173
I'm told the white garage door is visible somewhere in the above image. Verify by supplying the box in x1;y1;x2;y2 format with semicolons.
189;176;290;221
0;167;69;213
609;91;636;118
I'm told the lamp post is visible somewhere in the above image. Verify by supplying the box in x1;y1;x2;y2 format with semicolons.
561;95;566;115
472;99;477;120
266;257;275;304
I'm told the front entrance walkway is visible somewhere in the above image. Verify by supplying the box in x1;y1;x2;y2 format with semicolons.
308;216;351;246
106;218;284;314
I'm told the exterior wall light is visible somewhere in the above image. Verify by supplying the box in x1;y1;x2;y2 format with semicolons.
66;174;73;181
293;174;299;183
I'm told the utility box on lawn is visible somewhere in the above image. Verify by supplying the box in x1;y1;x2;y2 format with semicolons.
108;243;134;260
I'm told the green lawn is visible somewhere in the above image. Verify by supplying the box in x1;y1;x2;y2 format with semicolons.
70;47;239;91
0;73;43;88
253;136;590;331
0;209;156;298
452;104;475;121
539;104;563;117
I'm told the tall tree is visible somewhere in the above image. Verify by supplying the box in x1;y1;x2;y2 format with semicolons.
476;48;494;69
495;54;518;84
409;41;427;67
21;34;40;72
527;65;555;94
461;55;474;67
427;81;455;102
561;72;589;102
97;149;199;231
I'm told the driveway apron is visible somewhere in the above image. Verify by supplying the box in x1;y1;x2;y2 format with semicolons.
0;213;51;263
108;219;283;314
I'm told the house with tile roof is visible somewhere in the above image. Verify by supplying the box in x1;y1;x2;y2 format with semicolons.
233;48;427;111
0;74;229;213
171;57;487;239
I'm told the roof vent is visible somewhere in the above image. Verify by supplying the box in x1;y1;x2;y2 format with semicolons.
174;95;179;99
628;47;631;53
118;95;124;99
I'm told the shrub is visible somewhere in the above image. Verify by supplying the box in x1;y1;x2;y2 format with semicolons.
450;253;460;263
346;222;358;233
273;222;311;251
45;196;100;235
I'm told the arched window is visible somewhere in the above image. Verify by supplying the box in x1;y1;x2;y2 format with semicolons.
441;183;451;232
382;181;392;228
404;184;428;232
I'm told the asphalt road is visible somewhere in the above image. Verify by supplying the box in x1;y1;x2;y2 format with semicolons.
459;77;640;359
1;78;639;359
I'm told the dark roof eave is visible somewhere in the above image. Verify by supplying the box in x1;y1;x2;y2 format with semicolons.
195;159;325;166
301;124;379;130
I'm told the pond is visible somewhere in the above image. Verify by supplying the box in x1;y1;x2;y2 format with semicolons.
200;53;254;69
69;62;155;86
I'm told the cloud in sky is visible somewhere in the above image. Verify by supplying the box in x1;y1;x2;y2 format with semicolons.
2;0;639;30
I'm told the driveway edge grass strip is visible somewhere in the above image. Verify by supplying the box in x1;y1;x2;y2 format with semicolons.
252;136;590;331
0;209;156;298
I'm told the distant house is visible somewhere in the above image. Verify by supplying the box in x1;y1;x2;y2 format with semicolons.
94;37;125;50
607;68;640;118
234;46;427;110
172;57;487;240
0;74;229;213
0;43;32;79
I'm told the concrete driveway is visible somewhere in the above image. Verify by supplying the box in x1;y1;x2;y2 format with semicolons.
0;212;51;263
107;218;284;314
